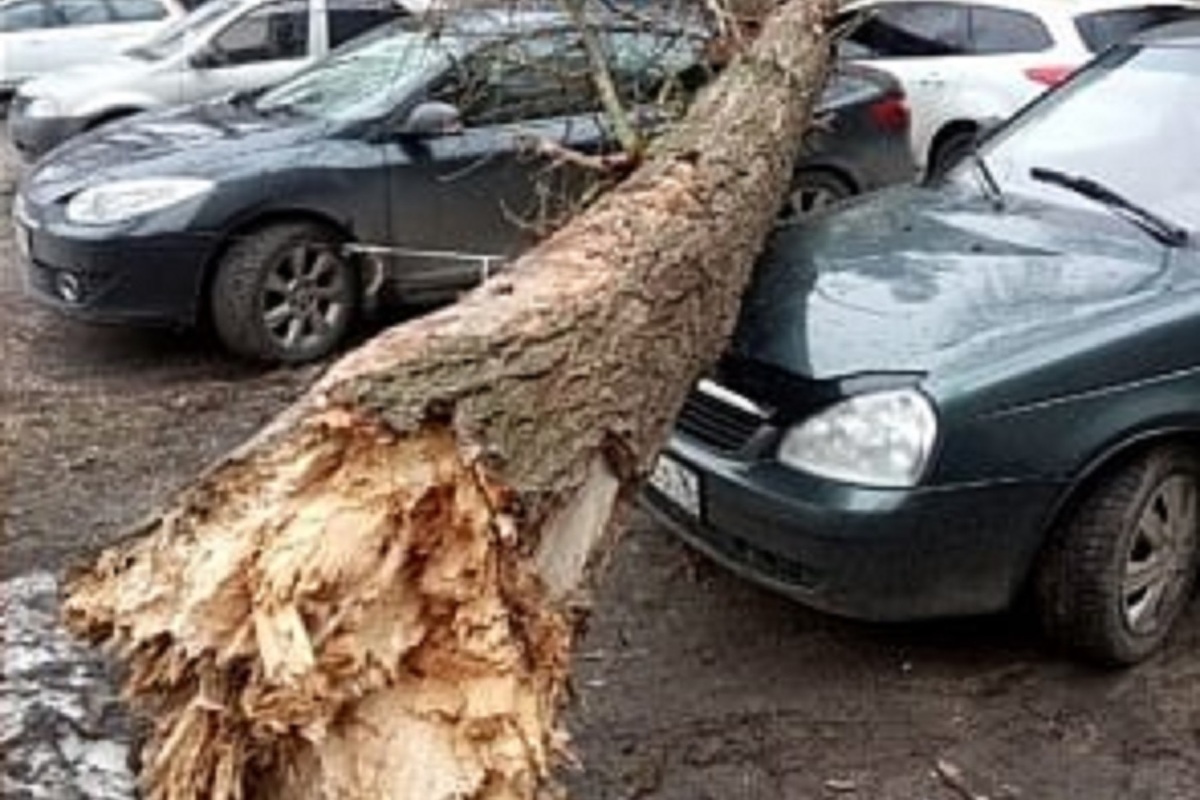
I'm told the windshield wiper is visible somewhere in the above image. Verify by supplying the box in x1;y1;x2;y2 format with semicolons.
1030;166;1189;248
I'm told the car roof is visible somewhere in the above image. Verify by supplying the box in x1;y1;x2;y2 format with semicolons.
842;0;1200;18
1131;17;1200;43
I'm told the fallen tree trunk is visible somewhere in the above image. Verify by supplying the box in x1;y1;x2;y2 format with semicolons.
62;2;834;797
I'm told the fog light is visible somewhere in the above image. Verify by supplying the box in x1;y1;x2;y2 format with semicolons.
55;272;83;303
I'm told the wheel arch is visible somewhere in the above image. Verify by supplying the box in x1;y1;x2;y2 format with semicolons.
1026;427;1200;589
793;161;861;196
83;107;145;130
925;120;980;180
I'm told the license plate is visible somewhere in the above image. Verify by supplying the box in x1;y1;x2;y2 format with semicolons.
649;454;700;519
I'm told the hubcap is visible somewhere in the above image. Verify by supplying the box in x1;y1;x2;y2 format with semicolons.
261;245;348;354
1123;474;1198;634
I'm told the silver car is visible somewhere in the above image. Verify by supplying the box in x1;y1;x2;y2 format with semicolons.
0;0;185;97
8;0;407;159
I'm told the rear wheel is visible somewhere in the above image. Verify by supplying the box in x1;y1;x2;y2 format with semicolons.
1036;446;1200;665
210;222;358;364
780;169;854;221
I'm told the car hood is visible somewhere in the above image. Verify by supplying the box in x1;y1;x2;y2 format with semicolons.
734;184;1174;383
24;101;326;204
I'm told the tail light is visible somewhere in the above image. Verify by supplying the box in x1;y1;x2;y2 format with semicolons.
1024;65;1074;87
868;91;910;133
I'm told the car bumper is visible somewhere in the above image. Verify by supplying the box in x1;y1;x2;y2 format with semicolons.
17;215;215;326
8;109;86;161
643;435;1065;621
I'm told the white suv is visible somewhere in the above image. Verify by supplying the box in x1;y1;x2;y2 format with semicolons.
0;0;186;97
838;0;1200;177
7;0;407;159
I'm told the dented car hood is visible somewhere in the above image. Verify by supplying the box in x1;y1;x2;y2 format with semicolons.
734;184;1187;387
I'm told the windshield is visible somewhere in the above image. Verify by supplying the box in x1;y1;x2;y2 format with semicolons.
126;0;241;60
253;27;452;121
964;44;1200;227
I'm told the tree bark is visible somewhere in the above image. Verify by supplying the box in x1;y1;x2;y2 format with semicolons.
62;2;834;797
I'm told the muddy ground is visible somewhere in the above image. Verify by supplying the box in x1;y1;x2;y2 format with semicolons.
3;138;1200;800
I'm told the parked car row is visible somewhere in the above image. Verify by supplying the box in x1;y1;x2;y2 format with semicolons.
10;0;1200;665
12;9;914;363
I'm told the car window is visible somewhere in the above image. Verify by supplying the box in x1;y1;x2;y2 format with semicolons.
328;0;404;49
433;30;602;127
51;0;112;24
606;28;706;106
1075;6;1200;52
256;27;447;120
110;0;167;22
969;6;1053;54
210;0;309;64
0;0;49;30
837;2;969;58
126;0;238;59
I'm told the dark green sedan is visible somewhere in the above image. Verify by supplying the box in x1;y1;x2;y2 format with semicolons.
645;21;1200;665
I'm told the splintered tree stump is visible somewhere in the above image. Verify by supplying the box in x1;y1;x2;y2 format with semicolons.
62;2;834;797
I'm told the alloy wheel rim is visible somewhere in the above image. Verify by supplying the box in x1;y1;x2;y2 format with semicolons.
261;245;348;354
1123;474;1198;635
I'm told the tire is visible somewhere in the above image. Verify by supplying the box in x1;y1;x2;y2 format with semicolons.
210;222;358;364
926;128;977;183
780;169;854;222
1035;446;1200;665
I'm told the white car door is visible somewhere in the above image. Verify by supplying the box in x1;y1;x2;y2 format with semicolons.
839;1;973;171
0;0;55;89
42;0;133;69
180;0;317;105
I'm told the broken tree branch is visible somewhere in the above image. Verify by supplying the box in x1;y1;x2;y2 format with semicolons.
62;1;834;798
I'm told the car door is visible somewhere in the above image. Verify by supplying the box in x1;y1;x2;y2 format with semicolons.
0;0;55;88
839;1;971;167
382;29;612;297
182;0;315;105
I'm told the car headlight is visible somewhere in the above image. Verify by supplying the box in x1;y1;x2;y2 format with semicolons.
24;97;61;119
777;388;937;488
66;178;214;226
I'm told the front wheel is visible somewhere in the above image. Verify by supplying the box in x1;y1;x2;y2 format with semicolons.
1035;446;1200;665
210;222;358;364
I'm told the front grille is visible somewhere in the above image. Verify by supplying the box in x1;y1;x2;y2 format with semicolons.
677;381;768;453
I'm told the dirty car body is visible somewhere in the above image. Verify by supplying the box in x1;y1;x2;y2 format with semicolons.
646;24;1200;663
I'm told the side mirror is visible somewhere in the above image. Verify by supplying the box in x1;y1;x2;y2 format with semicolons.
398;101;462;138
188;47;225;70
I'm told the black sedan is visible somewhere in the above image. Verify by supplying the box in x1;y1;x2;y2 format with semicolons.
646;22;1200;665
13;11;914;363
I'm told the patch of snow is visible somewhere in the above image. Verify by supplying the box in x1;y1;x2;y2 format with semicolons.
1;571;136;800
